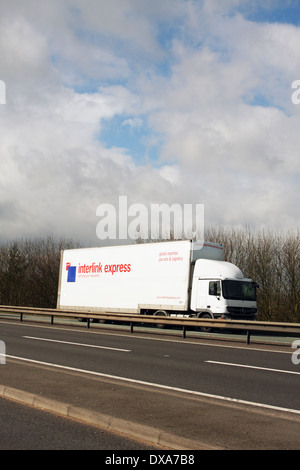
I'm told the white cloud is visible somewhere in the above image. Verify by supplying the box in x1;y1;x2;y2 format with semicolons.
0;0;300;245
122;118;143;129
133;9;300;231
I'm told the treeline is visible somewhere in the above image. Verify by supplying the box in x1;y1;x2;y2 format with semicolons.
0;229;299;322
205;227;300;323
0;236;80;309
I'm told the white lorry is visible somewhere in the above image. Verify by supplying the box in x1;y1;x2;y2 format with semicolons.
57;240;258;321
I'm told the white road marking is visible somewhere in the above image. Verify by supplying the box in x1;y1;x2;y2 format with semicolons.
206;360;300;375
5;354;300;416
0;319;294;354
22;336;131;353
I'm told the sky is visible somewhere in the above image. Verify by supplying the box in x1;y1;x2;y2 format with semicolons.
1;0;300;246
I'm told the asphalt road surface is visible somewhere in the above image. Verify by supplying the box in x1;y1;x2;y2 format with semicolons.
0;318;299;449
0;397;157;450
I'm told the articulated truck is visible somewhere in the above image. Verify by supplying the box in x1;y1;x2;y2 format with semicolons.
57;240;258;321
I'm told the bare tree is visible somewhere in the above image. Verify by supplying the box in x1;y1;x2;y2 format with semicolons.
205;226;300;322
0;236;80;308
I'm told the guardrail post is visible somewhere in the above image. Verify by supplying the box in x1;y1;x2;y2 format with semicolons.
246;331;251;344
20;312;23;322
183;326;186;338
87;318;90;328
130;322;134;333
51;315;54;325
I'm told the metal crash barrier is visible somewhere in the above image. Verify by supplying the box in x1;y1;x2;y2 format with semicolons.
0;305;300;344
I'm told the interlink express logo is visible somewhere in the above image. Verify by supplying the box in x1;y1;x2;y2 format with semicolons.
66;261;131;282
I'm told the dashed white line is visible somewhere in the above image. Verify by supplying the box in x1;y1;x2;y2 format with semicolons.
22;336;131;352
206;360;300;375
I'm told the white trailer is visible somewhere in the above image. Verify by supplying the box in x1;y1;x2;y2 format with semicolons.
57;240;258;320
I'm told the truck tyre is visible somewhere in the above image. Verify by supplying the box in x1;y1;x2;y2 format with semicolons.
197;312;213;333
153;310;168;329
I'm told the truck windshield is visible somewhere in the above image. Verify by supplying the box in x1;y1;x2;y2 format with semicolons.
222;280;257;301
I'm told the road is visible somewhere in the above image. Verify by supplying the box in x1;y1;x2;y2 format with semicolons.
0;318;300;449
0;398;157;450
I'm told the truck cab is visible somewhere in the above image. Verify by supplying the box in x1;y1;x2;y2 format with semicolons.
190;259;258;320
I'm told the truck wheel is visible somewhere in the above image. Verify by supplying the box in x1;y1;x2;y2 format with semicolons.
153;310;168;329
197;313;213;333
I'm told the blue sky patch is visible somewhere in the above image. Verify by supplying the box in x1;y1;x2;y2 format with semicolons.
99;115;162;167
